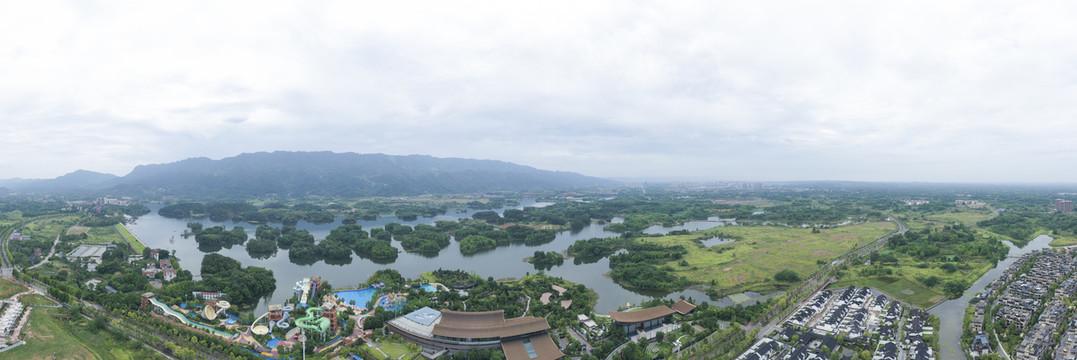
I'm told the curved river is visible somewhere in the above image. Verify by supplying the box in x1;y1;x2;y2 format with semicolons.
930;234;1056;360
127;201;734;314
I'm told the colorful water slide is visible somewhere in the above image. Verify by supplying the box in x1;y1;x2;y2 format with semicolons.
294;307;330;333
251;311;270;335
148;297;235;339
203;304;218;321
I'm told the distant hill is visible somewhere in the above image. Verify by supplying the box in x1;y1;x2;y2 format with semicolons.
0;170;119;193
3;152;615;198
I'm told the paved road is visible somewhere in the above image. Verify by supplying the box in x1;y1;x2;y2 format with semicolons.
565;327;593;354
27;234;61;269
0;216;67;278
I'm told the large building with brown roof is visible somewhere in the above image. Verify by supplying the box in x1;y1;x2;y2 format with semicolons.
609;305;676;335
387;307;564;360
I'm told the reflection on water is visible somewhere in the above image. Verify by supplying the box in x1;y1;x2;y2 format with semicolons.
701;237;735;247
127;201;733;314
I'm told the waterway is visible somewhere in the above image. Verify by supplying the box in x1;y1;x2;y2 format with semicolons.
126;201;731;314
930;234;1056;360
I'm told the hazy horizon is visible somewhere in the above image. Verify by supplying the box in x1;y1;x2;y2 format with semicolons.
4;1;1077;182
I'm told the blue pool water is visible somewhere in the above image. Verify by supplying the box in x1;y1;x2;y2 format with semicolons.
421;284;436;292
334;287;378;309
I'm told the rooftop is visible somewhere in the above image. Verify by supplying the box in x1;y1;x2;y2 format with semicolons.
608;306;676;323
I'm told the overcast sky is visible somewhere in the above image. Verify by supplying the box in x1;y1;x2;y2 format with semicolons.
2;1;1076;182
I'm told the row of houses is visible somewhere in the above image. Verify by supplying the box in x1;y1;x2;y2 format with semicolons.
972;250;1077;360
786;286;879;339
994;251;1077;331
746;287;927;360
873;307;933;360
1015;299;1070;360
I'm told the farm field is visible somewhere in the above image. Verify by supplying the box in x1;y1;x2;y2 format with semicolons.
640;222;896;294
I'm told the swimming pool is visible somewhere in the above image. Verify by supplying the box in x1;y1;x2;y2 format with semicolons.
334;287;378;309
421;284;437;292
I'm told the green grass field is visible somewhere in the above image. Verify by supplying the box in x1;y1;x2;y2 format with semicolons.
0;307;144;360
1049;236;1077;246
18;216;80;243
836;248;996;307
114;224;147;252
924;210;995;227
361;340;420;360
640;222;896;293
82;226;125;245
19;294;55;306
66;226;90;235
828;277;943;308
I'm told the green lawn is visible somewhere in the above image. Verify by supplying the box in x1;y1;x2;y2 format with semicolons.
0;307;145;360
361;340;420;360
82;226;125;244
380;342;419;358
66;226;91;236
828;277;943;308
640;222;896;294
924;210;995;227
115;224;147;252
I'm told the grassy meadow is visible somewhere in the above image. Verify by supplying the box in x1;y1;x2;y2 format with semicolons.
81;226;125;245
0;307;146;360
639;222;896;294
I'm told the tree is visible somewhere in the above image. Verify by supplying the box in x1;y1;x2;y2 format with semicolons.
944;280;967;299
201;254;240;275
774;269;800;282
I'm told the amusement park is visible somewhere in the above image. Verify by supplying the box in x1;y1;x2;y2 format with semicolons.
138;274;444;359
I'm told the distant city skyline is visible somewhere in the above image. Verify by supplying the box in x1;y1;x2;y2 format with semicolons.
3;1;1077;182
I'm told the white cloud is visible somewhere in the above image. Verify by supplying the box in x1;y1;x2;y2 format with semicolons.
1;0;1076;182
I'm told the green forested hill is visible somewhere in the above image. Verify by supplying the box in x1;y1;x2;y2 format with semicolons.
17;151;615;198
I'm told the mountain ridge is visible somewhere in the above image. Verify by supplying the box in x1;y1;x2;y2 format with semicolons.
1;151;615;198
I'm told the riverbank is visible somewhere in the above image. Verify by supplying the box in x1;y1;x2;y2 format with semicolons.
930;234;1056;360
115;223;147;252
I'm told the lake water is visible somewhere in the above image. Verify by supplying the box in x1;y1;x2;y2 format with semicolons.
126;201;728;314
930;234;1056;360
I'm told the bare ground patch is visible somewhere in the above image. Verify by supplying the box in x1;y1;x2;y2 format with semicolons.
65;226;90;235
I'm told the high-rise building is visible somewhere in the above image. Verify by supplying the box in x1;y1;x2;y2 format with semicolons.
1056;199;1073;214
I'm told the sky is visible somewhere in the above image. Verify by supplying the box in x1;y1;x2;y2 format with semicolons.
2;1;1077;182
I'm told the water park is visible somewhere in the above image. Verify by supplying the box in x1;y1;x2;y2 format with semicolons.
135;276;444;359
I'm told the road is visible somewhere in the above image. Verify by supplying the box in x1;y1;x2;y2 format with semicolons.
565;327;593;354
27;233;61;269
0;223;17;278
0;216;68;278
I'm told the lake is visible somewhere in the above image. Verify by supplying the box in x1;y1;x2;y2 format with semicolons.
126;201;728;314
